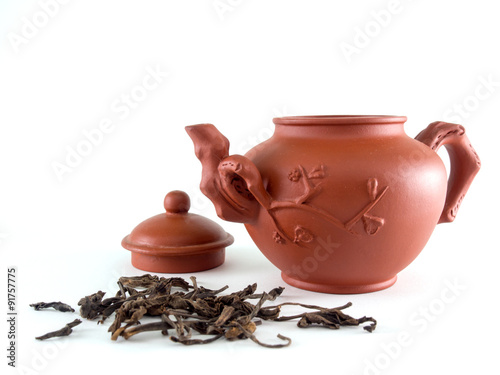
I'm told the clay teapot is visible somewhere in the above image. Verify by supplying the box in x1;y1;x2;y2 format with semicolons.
186;116;480;294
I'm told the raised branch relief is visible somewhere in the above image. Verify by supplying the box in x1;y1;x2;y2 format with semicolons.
270;167;388;245
214;156;389;246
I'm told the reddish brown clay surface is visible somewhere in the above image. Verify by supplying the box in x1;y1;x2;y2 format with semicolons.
186;116;480;293
122;190;234;273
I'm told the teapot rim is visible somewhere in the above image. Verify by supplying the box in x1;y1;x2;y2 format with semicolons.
273;115;407;126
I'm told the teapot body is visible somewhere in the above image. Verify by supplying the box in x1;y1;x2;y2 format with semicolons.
243;117;446;293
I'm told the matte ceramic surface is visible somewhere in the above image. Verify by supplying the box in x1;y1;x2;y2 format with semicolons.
122;190;234;273
186;116;480;293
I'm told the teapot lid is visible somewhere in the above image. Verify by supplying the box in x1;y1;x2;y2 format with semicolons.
122;190;234;273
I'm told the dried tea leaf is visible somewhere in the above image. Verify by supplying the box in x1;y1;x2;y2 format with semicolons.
118;274;161;289
170;334;223;345
30;301;75;312
214;305;235;327
232;321;291;348
35;319;82;340
225;321;257;340
78;291;106;320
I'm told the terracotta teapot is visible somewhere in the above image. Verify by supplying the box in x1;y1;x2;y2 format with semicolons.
186;116;480;294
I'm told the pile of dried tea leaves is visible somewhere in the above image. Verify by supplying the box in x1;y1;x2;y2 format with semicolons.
32;274;376;347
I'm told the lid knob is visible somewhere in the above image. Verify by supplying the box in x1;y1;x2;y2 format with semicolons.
164;190;190;214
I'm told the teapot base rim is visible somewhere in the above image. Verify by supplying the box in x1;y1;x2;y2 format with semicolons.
281;273;397;294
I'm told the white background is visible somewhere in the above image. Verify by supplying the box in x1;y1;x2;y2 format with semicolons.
1;1;499;374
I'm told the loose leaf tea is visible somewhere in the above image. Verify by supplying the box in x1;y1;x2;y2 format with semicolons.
31;275;376;346
74;274;376;347
267;302;376;332
35;319;82;340
30;301;75;312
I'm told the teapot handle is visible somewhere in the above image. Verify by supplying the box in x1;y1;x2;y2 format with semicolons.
415;121;481;224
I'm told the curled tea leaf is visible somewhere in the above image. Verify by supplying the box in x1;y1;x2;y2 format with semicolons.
30;301;75;312
35;319;82;340
78;291;106;320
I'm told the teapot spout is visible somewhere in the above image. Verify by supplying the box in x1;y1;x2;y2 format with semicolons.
185;124;262;224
